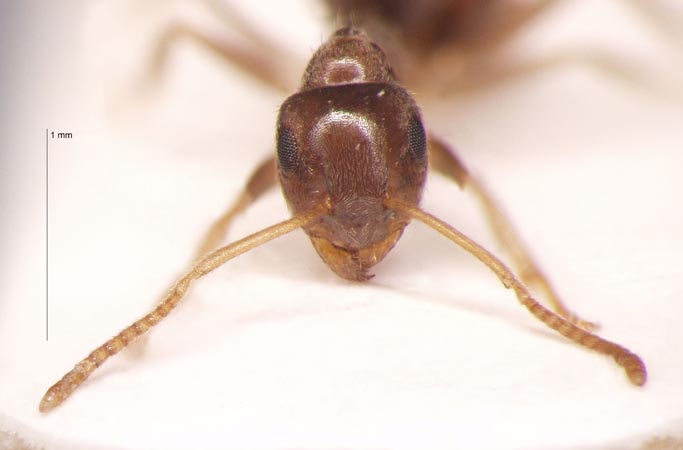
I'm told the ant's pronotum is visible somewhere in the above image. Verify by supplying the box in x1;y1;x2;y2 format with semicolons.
40;10;647;413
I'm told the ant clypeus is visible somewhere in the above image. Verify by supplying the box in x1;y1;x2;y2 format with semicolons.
40;3;647;413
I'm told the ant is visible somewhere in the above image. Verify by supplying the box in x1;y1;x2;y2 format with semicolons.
40;1;648;413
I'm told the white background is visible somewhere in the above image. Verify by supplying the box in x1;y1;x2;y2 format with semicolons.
1;1;682;449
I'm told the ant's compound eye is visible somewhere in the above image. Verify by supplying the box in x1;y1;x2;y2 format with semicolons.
407;113;426;160
277;127;299;172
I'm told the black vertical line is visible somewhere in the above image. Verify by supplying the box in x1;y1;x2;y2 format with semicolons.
46;129;49;342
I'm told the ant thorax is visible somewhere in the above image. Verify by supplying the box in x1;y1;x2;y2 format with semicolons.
301;28;397;89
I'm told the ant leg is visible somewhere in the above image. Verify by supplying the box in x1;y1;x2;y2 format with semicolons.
386;198;646;386
194;156;277;259
39;206;325;413
149;23;290;93
428;135;597;330
124;157;275;358
444;47;657;96
148;2;295;93
622;0;683;45
430;1;669;96
466;0;557;53
199;0;293;58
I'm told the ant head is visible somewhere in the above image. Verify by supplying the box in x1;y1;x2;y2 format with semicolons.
301;27;396;90
276;30;428;280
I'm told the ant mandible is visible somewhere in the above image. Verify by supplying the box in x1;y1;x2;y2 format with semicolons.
40;23;646;413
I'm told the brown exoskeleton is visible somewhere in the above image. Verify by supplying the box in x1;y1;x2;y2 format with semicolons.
324;0;682;95
40;22;646;413
149;0;586;98
323;0;557;92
